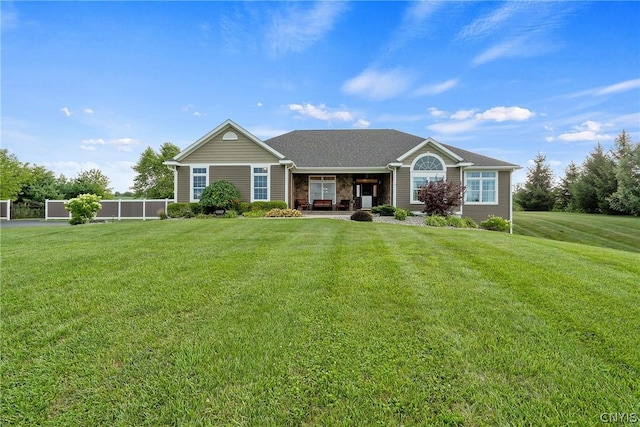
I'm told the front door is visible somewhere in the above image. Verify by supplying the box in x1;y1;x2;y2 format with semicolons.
355;180;379;209
361;183;374;209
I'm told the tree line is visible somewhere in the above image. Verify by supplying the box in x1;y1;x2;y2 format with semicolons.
0;142;179;203
515;130;640;216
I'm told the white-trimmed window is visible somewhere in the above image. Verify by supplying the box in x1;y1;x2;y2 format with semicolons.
251;166;269;201
191;166;208;201
411;154;446;203
465;171;497;204
309;176;336;203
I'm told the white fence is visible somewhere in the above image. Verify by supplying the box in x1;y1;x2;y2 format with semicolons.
45;199;174;220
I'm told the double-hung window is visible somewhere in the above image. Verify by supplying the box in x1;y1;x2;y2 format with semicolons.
252;166;269;201
465;171;497;204
191;167;208;201
411;154;446;203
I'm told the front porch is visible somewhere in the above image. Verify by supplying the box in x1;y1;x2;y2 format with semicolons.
291;173;392;211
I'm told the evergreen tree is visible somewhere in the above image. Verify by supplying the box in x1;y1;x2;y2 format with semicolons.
132;142;180;198
608;131;640;215
572;143;618;214
514;152;557;211
556;161;580;211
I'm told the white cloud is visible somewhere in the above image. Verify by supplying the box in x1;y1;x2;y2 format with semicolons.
46;160;136;193
461;2;573;66
475;106;535;122
595;78;640;96
428;119;479;134
182;104;204;116
428;106;535;134
353;118;371;129
288;103;353;122
385;1;441;53
342;68;413;100
79;137;139;153
257;102;263;107
451;109;476;120
84;108;94;115
250;127;291;139
558;120;613;142
80;138;106;151
428;107;447;118
112;137;138;152
567;78;640;98
545;136;554;142
414;78;459;96
61;107;71;117
267;2;348;57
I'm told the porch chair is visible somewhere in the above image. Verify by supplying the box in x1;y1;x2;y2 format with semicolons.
335;199;350;211
295;198;310;210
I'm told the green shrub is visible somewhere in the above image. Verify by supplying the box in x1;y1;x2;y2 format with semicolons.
157;209;168;220
249;201;288;211
480;215;511;232
350;210;373;222
461;217;478;228
242;209;268;218
64;193;102;225
394;208;407;221
265;208;303;218
372;204;396;216
424;215;447;227
221;210;238;219
236;202;250;214
167;203;200;218
199;180;242;213
445;216;464;228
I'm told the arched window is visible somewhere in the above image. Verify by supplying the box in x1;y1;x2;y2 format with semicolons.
411;154;446;203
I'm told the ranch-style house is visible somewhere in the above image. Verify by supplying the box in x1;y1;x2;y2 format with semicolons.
164;119;520;224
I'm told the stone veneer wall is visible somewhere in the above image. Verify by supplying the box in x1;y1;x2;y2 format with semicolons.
293;173;392;207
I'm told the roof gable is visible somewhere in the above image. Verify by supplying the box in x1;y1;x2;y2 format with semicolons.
174;119;285;162
396;137;464;163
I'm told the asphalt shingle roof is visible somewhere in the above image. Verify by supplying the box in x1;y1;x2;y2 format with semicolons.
264;129;519;168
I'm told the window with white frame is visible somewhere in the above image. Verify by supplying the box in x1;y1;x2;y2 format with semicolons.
192;167;208;201
252;166;269;201
465;171;497;204
309;176;336;203
411;154;446;203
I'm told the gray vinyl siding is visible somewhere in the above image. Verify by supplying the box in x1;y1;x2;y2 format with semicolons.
395;166;461;211
211;165;251;202
461;170;512;224
395;167;412;210
270;165;286;201
181;132;279;164
402;145;459;166
177;166;191;203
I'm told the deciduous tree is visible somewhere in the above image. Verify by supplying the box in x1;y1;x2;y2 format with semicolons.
0;149;29;200
132;142;180;199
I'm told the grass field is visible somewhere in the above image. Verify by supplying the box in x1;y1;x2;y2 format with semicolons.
513;211;640;253
2;219;639;425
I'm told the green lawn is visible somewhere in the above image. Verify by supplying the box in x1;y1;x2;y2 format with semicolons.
513;211;640;253
2;219;639;425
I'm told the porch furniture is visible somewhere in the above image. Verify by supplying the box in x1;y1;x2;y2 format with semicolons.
312;199;333;210
335;199;350;211
295;198;310;210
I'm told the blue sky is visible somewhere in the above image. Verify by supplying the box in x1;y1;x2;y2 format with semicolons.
2;1;639;192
